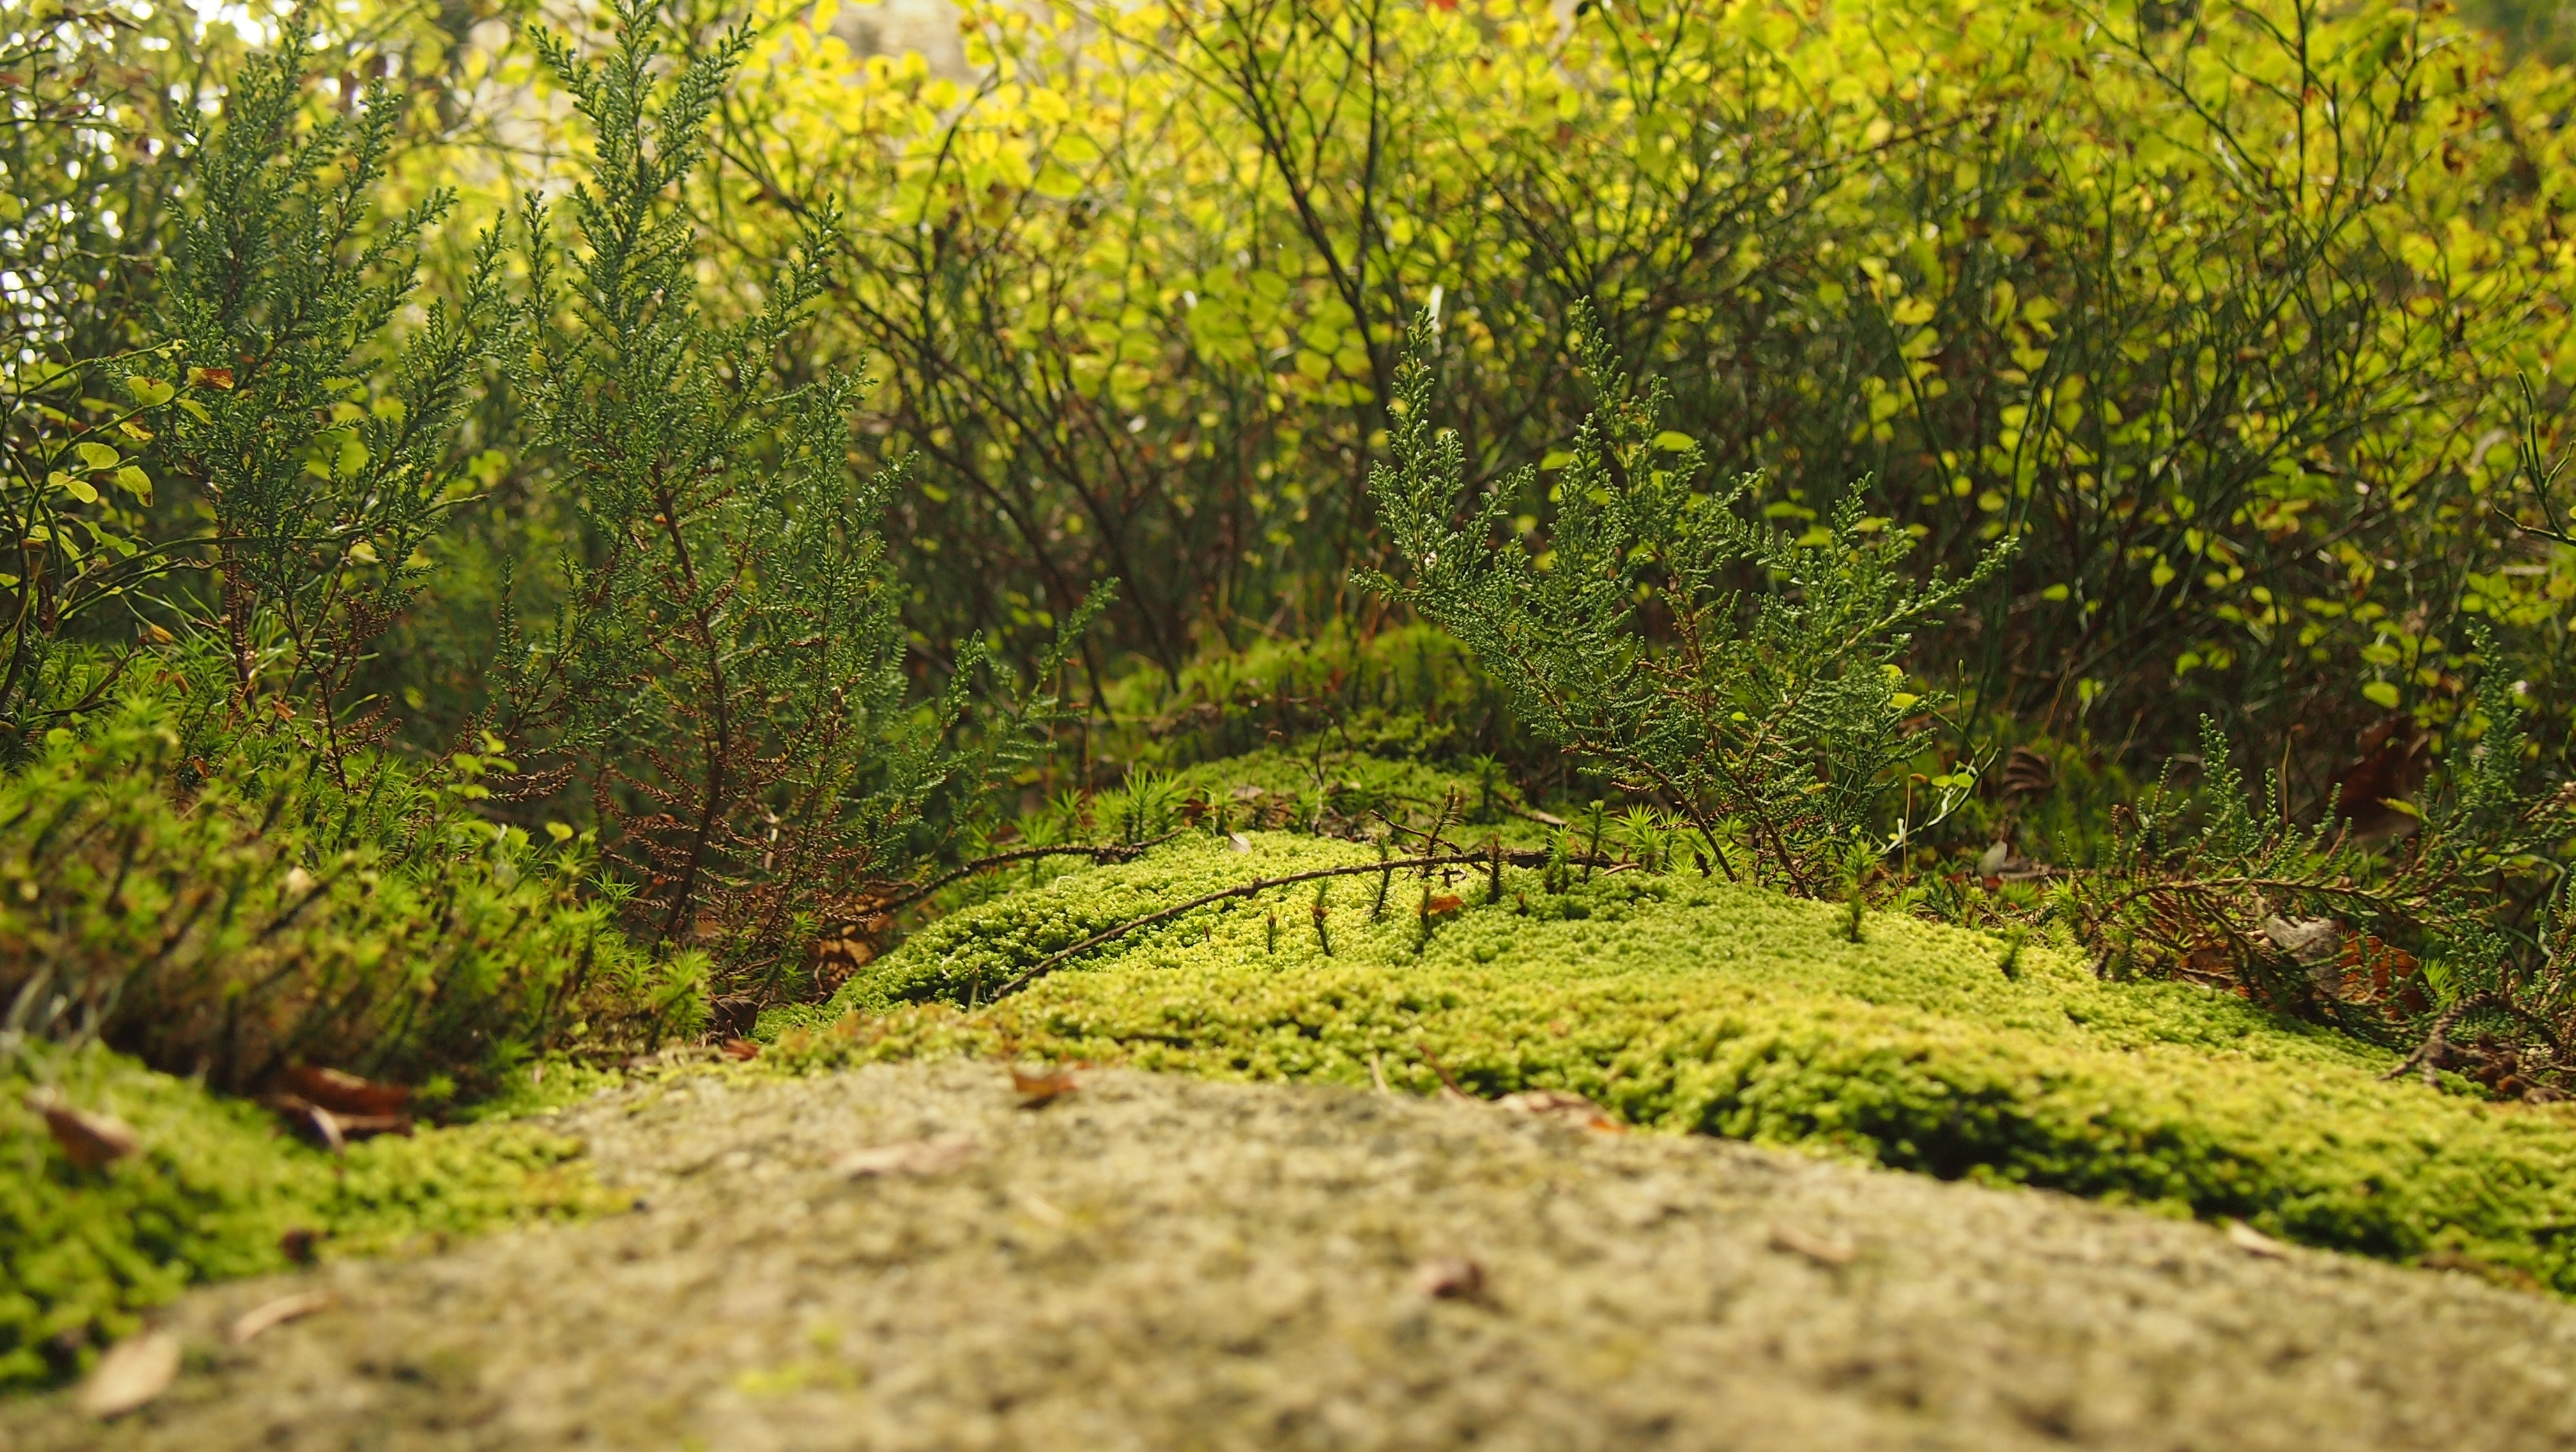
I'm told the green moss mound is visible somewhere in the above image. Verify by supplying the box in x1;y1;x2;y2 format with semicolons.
0;1046;626;1390
783;830;2576;1292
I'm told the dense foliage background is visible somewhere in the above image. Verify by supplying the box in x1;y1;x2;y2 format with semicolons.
9;0;2576;1097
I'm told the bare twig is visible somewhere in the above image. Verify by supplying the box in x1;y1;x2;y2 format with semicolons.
988;846;1614;997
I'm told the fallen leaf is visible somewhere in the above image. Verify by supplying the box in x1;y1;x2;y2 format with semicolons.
720;1039;762;1062
227;1291;333;1345
1411;1255;1487;1300
1011;1065;1080;1106
2225;1220;2289;1260
283;1064;408;1117
1228;832;1253;853
833;1134;977;1178
29;1093;141;1169
80;1329;178;1418
1768;1224;1857;1267
1495;1089;1625;1134
262;1093;411;1150
278;1226;321;1265
1424;893;1465;916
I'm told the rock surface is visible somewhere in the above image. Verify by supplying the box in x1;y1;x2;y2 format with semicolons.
12;1060;2576;1449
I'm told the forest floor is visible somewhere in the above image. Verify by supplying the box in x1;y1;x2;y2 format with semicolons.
13;1057;2576;1451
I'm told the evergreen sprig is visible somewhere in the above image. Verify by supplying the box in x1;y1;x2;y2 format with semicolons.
1361;311;2011;889
2077;624;2576;1061
505;0;1101;1007
147;14;509;778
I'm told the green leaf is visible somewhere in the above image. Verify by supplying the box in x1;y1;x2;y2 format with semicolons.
112;465;153;503
1031;161;1085;199
73;442;119;471
126;376;176;408
2362;681;2402;708
335;433;369;477
1652;431;1697;452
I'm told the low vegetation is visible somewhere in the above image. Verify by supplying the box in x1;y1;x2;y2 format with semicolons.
782;822;2576;1294
10;0;2576;1403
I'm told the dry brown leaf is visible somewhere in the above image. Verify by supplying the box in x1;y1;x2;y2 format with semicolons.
283;1064;408;1117
30;1093;141;1170
833;1134;977;1179
1768;1224;1857;1267
2225;1220;2289;1260
1495;1089;1625;1134
1011;1065;1080;1106
80;1329;179;1418
1423;893;1465;917
719;1039;762;1062
227;1291;333;1345
1411;1255;1487;1300
263;1093;410;1150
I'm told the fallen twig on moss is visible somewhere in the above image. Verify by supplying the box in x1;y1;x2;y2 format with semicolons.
835;831;1190;929
988;847;1616;998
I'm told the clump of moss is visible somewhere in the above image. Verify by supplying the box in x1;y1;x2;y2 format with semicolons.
781;831;2576;1292
0;1045;626;1390
1;693;707;1099
1097;623;1531;773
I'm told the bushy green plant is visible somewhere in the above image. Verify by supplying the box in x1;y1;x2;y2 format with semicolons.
498;0;1098;1019
0;0;215;757
0;690;703;1095
141;13;512;784
693;0;2576;823
2069;627;2575;1063
1363;317;2009;889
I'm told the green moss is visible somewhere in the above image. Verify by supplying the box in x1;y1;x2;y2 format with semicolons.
0;1046;627;1390
787;830;2576;1291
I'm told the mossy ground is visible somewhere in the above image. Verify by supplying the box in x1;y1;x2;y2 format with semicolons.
0;1046;629;1389
22;748;2576;1400
772;828;2576;1292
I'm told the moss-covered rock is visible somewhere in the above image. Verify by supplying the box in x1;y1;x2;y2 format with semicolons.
784;830;2576;1291
0;1047;626;1389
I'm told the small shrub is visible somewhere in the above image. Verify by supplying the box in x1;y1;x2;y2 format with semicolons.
2066;631;2576;1069
1362;316;2009;890
499;0;1099;1016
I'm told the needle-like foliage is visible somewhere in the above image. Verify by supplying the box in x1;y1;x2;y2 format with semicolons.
2073;626;2576;1074
1361;314;2011;889
148;19;509;778
502;0;1100;1017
